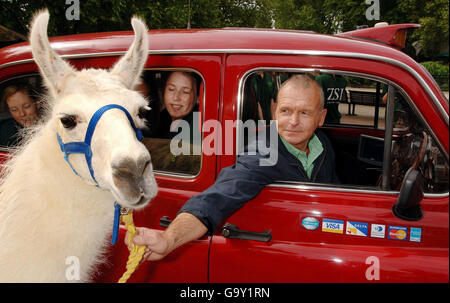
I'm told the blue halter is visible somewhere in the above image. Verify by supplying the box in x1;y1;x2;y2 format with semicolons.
57;104;143;186
57;104;143;245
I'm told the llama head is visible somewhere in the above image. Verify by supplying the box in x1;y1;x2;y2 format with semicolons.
29;10;157;209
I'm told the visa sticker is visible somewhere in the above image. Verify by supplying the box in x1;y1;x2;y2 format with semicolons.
410;227;422;242
322;219;344;234
302;217;320;231
346;221;368;236
370;224;386;238
388;226;408;240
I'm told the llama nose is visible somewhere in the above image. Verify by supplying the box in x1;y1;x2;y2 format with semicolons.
112;155;151;179
112;155;151;203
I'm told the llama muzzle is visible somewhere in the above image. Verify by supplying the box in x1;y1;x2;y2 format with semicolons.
111;155;155;207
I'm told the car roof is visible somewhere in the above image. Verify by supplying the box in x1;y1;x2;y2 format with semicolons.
0;28;420;67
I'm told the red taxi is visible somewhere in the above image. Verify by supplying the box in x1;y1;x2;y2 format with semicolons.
0;24;448;282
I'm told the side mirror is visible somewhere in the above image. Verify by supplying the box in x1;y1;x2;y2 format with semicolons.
392;168;424;221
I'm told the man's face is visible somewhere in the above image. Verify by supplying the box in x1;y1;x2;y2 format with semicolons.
6;91;39;127
274;82;326;152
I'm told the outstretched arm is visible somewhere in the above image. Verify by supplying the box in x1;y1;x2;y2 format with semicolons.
129;142;279;261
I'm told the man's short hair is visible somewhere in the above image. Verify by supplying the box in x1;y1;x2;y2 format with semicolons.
278;74;325;109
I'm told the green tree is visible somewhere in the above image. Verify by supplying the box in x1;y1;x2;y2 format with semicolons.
1;0;447;60
270;0;332;34
269;0;369;34
380;0;449;59
269;0;448;60
416;0;449;58
0;0;273;37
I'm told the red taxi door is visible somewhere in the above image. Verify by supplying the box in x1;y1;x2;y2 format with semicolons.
97;54;222;282
208;53;449;282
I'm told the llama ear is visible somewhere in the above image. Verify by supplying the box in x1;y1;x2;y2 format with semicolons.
110;17;149;89
29;10;75;97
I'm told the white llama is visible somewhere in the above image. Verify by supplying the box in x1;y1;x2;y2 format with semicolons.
0;11;157;282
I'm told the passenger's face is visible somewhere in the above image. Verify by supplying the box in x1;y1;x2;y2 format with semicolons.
6;91;39;127
164;72;195;120
274;83;326;152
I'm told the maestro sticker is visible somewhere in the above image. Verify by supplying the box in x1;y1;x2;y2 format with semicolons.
388;226;408;240
302;217;320;230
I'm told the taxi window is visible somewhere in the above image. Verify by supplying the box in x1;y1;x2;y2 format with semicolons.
385;87;449;193
0;71;203;177
327;75;386;128
240;70;449;194
0;75;44;149
138;70;202;176
241;71;387;129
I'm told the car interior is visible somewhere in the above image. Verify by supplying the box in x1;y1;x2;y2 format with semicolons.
240;70;449;194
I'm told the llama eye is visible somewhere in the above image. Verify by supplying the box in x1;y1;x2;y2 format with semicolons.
60;115;77;129
138;107;149;119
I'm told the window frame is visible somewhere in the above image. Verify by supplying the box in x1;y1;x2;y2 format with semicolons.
0;69;207;179
140;67;206;179
0;73;44;151
237;67;449;197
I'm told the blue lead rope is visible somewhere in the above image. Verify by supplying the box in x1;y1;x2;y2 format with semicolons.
111;202;121;245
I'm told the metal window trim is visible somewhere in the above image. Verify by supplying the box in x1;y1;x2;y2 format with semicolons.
140;67;206;179
267;182;449;198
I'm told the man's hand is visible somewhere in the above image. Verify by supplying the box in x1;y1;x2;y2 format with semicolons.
124;212;208;262
125;227;171;261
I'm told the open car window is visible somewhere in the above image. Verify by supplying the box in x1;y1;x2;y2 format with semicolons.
384;86;448;193
138;70;203;177
0;70;204;177
0;74;44;149
240;70;449;194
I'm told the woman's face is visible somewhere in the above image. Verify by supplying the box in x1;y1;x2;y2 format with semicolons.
164;72;195;120
6;91;39;127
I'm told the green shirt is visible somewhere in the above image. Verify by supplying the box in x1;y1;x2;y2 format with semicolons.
280;134;323;179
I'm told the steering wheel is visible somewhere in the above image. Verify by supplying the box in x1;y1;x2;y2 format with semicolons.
377;131;428;190
411;131;428;170
392;131;428;191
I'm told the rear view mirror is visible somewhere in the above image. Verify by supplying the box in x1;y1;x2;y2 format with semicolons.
392;168;424;221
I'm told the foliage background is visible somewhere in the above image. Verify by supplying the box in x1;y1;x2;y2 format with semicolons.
0;0;448;61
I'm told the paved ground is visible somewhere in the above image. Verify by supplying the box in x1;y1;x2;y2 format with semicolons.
339;104;385;128
339;89;448;128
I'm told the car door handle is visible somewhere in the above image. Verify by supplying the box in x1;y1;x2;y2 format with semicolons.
221;223;272;242
159;216;172;228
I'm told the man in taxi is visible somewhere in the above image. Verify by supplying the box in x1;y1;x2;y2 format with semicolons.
128;74;340;261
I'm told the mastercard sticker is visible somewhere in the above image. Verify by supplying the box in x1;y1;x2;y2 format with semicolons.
388;225;408;240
